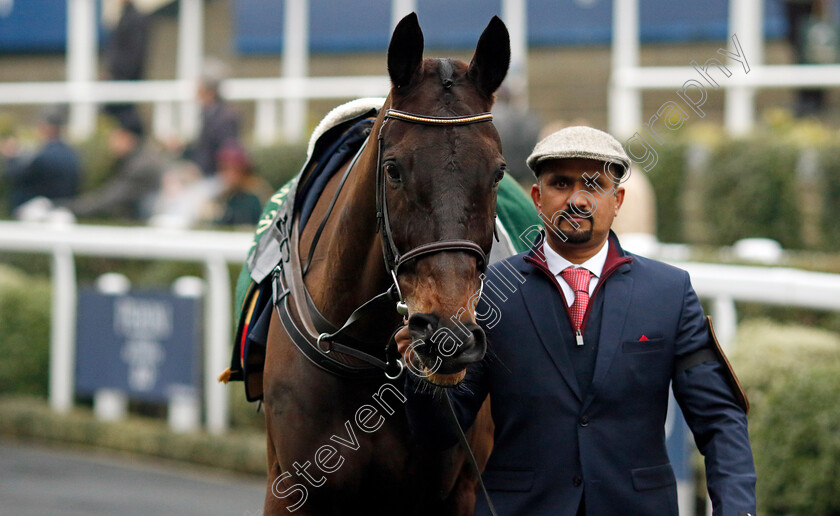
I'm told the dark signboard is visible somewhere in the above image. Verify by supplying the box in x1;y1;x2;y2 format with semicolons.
75;289;201;403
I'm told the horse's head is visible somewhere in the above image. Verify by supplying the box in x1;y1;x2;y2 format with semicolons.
381;13;510;386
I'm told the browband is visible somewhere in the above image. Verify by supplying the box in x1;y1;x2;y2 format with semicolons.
385;109;494;126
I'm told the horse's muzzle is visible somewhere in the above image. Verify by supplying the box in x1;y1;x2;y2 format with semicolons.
407;312;486;377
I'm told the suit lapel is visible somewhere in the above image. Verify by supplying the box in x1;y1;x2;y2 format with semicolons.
583;268;634;412
518;268;584;402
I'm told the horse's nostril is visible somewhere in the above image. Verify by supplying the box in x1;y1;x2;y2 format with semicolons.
471;326;486;348
408;313;439;337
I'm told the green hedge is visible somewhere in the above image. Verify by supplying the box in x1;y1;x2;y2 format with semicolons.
702;137;801;248
0;265;51;396
646;135;840;250
751;368;840;515
251;141;308;191
646;141;687;243
730;319;840;515
628;115;840;250
819;138;840;252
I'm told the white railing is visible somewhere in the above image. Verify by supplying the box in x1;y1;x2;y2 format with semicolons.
3;0;391;144
610;0;840;137
2;220;839;435
673;261;840;352
0;220;252;434
2;0;530;144
0;76;392;144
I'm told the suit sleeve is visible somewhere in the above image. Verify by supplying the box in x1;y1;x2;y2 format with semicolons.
672;272;757;516
4;154;33;181
402;350;490;450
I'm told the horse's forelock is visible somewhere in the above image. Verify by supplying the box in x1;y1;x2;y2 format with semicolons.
391;58;492;116
385;70;500;253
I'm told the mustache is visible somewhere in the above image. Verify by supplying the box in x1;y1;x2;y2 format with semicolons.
559;207;593;222
540;207;594;227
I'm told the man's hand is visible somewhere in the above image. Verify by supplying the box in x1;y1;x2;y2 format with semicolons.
1;137;20;159
395;323;412;361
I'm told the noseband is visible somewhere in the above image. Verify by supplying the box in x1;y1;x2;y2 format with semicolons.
267;106;500;516
375;108;494;307
271;106;496;382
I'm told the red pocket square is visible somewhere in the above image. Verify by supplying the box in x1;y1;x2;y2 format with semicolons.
639;335;649;341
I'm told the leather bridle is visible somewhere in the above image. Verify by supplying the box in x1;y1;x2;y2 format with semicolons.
375;109;494;312
377;109;500;516
273;107;496;381
270;106;500;516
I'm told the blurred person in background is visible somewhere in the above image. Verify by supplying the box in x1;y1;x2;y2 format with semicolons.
204;141;270;227
148;159;216;228
1;105;82;214
62;112;164;221
181;59;241;176
102;0;150;130
492;85;541;185
782;0;830;117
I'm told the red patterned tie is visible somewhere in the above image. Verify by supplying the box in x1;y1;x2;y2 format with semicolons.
560;267;593;346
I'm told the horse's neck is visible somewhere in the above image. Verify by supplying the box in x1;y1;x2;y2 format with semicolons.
301;137;394;334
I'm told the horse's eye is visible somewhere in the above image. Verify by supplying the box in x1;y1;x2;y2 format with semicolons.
493;167;506;185
384;163;401;182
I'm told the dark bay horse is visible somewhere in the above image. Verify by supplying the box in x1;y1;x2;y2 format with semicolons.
263;13;509;515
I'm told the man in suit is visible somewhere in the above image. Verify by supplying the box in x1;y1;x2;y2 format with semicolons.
2;106;82;213
102;0;150;129
64;112;164;220
185;61;241;177
397;126;756;515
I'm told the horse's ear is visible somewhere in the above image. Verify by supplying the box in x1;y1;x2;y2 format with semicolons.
388;12;424;90
468;16;510;97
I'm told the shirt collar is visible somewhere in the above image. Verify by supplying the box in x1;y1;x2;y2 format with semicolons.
543;238;610;279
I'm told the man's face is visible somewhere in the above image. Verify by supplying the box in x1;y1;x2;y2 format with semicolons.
37;122;59;141
530;158;625;254
219;162;245;190
197;84;216;106
108;129;136;157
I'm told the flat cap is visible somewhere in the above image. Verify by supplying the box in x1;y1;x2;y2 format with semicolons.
40;105;68;127
116;110;144;138
526;126;631;177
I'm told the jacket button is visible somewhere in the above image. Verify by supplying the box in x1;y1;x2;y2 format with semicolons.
573;475;582;487
580;415;590;427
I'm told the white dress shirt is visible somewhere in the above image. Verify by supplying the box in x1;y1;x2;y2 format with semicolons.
543;239;610;307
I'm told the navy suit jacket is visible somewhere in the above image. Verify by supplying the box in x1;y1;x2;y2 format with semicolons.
403;232;756;516
6;139;81;210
